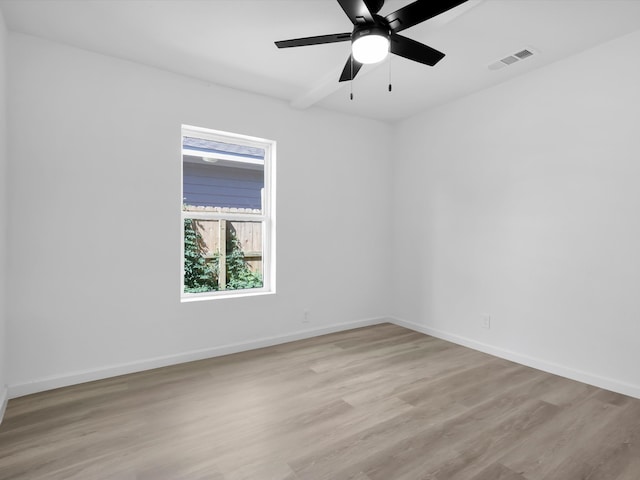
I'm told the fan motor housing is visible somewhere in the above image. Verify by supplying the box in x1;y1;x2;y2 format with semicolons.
352;24;390;44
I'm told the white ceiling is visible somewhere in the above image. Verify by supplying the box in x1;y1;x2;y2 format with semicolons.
2;0;640;123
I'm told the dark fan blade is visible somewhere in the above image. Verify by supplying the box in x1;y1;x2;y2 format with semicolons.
390;34;445;66
339;55;363;82
385;0;468;33
275;33;352;48
337;0;375;25
365;0;385;14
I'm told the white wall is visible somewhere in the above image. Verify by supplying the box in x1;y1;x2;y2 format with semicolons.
0;9;8;414
392;29;640;398
6;33;392;396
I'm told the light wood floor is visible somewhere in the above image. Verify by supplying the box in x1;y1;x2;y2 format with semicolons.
1;323;639;480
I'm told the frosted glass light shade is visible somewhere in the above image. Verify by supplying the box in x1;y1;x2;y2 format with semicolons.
352;34;390;64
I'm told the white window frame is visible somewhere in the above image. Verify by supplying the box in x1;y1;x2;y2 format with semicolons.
181;124;276;301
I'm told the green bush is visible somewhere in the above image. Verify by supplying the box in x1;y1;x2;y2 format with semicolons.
224;236;263;290
183;218;218;293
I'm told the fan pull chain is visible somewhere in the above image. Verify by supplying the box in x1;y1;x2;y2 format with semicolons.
388;45;392;92
350;55;354;100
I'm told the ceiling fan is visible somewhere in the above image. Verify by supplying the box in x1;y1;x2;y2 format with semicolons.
275;0;468;83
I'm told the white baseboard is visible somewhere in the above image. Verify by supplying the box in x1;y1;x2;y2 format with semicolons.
0;385;8;424
8;317;387;399
390;317;640;400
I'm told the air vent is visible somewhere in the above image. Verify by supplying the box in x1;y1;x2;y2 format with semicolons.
488;47;537;71
514;49;533;59
501;56;519;65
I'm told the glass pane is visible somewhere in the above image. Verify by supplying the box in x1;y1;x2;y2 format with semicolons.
183;218;263;293
223;220;263;290
183;137;265;213
183;218;218;294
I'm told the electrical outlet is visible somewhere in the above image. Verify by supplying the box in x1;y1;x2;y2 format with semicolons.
303;309;310;323
481;315;491;329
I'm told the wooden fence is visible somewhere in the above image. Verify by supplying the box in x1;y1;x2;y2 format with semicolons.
185;207;262;287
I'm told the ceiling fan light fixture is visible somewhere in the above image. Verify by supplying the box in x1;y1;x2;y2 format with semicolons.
352;28;389;64
274;0;464;82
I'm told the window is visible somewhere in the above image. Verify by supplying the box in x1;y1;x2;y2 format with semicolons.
181;125;275;300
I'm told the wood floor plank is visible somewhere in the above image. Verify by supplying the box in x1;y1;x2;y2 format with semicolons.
398;399;560;480
0;323;639;480
360;386;559;479
498;390;632;479
469;462;527;480
539;399;640;480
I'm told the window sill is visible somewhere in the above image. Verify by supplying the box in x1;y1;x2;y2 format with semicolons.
181;289;275;303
